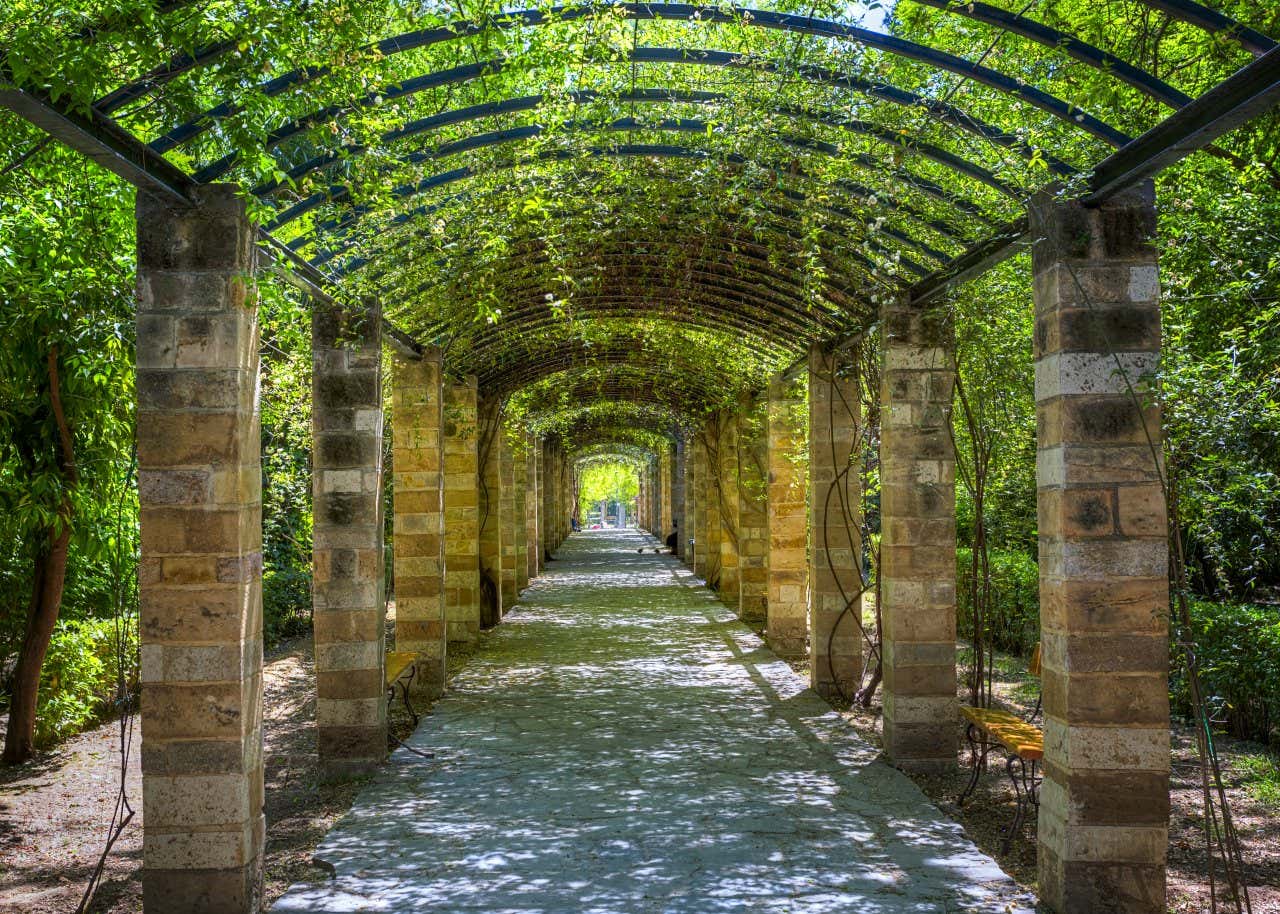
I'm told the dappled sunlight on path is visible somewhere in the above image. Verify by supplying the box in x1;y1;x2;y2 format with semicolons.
273;529;1033;913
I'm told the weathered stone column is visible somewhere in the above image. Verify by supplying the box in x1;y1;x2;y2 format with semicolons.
808;343;864;701
690;431;709;577
443;377;480;645
880;294;957;772
659;447;673;538
513;433;529;593
1031;185;1168;914
392;349;447;697
703;418;723;586
137;185;264;913
499;428;518;611
673;438;687;559
717;410;741;606
766;375;808;659
524;433;539;582
737;394;769;627
312;298;386;777
478;397;502;625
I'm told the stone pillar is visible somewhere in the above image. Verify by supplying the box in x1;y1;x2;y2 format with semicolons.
136;186;264;913
808;343;864;701
737;394;769;627
478;397;502;625
717;410;741;605
691;432;709;577
700;419;723;586
1031;185;1168;914
659;447;673;539
673;439;687;559
391;349;447;697
525;433;539;582
514;433;529;593
499;429;518;611
880;295;957;772
312;298;386;776
443;377;480;644
541;440;554;556
766;374;808;660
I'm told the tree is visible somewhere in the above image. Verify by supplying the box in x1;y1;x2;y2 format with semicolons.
0;135;136;763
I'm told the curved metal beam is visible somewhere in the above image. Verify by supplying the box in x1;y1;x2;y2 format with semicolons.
150;4;1129;158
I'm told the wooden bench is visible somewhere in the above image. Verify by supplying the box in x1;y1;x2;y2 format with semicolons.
957;644;1043;853
385;651;419;726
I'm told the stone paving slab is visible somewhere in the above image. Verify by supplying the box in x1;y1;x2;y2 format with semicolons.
274;529;1036;913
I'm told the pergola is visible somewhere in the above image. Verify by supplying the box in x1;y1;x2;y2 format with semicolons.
3;2;1278;911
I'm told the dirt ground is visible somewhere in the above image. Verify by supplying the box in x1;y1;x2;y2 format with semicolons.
0;633;428;914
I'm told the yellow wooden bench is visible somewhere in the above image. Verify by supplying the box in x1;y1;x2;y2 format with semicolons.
958;643;1043;853
385;650;419;726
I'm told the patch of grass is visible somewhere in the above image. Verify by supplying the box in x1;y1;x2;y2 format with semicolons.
1234;751;1280;808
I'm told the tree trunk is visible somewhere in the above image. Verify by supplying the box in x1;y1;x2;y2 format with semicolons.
3;524;72;764
3;347;77;765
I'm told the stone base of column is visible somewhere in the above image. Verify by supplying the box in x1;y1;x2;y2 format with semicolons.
143;825;263;914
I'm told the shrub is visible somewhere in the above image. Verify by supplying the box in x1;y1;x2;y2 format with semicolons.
33;616;138;748
1174;599;1280;747
956;547;1040;656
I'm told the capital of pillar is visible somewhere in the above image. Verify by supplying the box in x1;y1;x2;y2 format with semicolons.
135;184;265;914
1030;184;1169;914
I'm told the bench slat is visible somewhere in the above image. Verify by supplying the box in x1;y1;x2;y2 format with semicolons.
385;651;417;685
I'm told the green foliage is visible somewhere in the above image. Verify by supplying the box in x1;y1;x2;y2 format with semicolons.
578;458;640;519
260;281;315;647
955;547;1040;656
1234;752;1280;808
1174;599;1280;747
33;616;138;748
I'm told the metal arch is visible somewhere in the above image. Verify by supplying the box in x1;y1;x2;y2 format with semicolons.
267;136;1001;256
435;289;832;354
524;368;729;408
394;249;853;330
477;342;745;395
436;292;847;356
300;149;975;278
418;296;835;358
301;142;976;267
405;237;864;327
157;48;1084;188
1143;0;1275;57
145;3;1129;157
341;193;921;304
315;177;955;282
458;239;864;319
385;240;867;329
248;101;1027;202
97;0;1271;138
906;0;1194;110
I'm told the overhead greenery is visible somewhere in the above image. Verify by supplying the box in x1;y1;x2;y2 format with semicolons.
1;0;1278;755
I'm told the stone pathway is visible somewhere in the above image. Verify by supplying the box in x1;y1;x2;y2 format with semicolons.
274;529;1034;913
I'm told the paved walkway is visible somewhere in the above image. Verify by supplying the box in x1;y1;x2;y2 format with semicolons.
274;529;1033;913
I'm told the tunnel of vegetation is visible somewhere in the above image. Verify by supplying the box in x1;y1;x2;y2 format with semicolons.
1;1;1279;912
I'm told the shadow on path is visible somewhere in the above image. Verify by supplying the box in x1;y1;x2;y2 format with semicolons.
273;528;1035;913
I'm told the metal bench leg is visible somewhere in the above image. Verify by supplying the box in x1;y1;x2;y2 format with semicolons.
399;666;420;726
957;722;988;807
1001;755;1038;854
